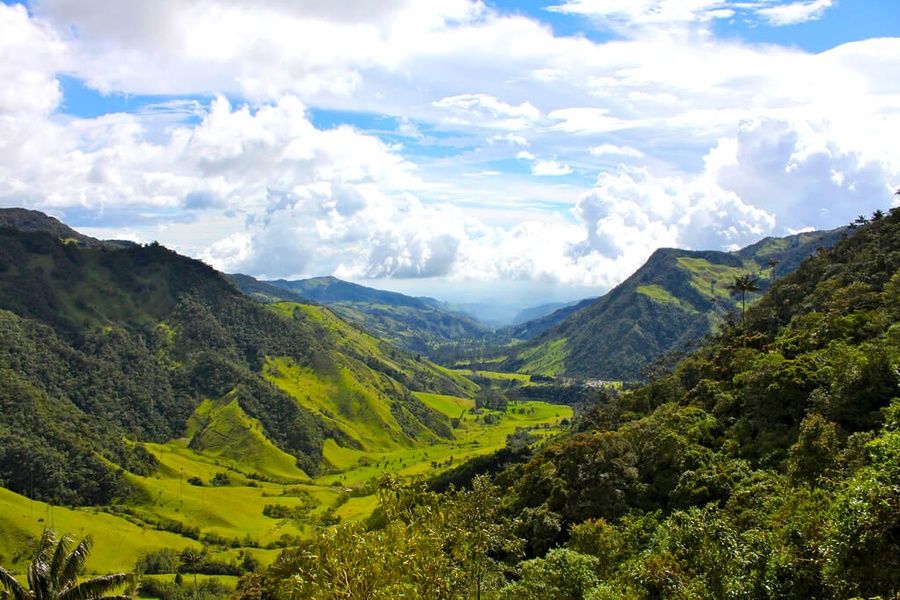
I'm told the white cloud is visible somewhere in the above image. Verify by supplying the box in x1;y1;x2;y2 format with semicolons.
433;93;540;130
549;108;632;134
547;0;836;29
487;133;529;146
532;160;573;176
589;144;645;158
547;0;731;26
1;1;897;300
756;0;834;26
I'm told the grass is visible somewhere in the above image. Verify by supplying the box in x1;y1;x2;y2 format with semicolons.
0;486;201;576
637;284;697;312
415;392;475;418
676;257;762;302
515;337;569;376
313;397;572;487
264;356;434;453
449;369;532;383
0;391;571;576
186;396;309;482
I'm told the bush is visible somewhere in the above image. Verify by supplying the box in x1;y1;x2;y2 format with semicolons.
136;548;179;574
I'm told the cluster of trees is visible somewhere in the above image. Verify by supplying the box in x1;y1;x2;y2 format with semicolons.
0;227;467;504
237;207;900;598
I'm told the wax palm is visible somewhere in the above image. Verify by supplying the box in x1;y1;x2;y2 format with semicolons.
727;273;760;328
0;530;132;600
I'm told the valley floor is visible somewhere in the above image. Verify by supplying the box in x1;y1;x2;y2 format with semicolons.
0;394;571;577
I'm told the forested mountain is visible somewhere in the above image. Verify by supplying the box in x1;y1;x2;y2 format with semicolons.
0;213;472;506
512;299;588;326
246;208;900;599
502;227;848;380
253;276;489;355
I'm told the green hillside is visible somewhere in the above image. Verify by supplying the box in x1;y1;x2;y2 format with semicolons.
0;220;470;506
503;228;848;380
244;208;900;600
0;210;572;581
254;276;489;355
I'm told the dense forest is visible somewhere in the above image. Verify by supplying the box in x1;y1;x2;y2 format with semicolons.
0;225;469;505
500;228;848;381
238;209;900;599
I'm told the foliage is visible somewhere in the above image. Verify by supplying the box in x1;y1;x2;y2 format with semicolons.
0;530;132;600
502;228;847;380
0;227;465;504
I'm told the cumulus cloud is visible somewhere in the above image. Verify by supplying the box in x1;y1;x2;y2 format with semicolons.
433;93;540;130
590;144;645;158
547;0;733;27
487;133;529;146
532;160;573;176
756;0;835;26
1;0;898;299
547;0;836;29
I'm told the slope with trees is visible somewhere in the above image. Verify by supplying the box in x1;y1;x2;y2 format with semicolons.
254;276;489;355
0;215;470;505
243;206;900;598
502;227;848;381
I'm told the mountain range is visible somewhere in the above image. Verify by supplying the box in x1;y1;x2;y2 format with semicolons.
230;275;489;355
0;208;473;505
500;227;850;380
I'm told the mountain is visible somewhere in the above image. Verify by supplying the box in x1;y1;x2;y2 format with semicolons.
226;273;309;304
253;276;489;355
502;228;850;380
506;297;596;340
245;208;900;599
512;300;587;326
0;207;102;246
0;212;474;506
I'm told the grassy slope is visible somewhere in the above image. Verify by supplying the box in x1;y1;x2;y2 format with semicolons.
1;391;569;574
259;277;488;355
0;487;201;575
186;396;310;482
506;228;847;380
0;225;562;576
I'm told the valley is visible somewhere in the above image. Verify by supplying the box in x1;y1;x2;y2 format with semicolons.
0;207;897;599
0;390;570;577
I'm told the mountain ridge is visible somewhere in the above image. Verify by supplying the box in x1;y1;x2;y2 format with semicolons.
0;214;471;505
502;227;850;380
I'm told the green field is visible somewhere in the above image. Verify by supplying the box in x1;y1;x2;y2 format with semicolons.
0;389;570;576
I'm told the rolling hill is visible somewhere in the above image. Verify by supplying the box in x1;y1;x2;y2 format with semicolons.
0;209;473;506
247;276;490;355
502;228;850;380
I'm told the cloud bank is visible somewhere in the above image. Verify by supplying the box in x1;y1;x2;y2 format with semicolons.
0;1;897;299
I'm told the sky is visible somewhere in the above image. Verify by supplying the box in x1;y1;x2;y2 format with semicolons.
0;0;898;305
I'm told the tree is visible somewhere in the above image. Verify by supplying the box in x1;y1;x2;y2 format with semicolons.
726;273;760;329
0;530;132;600
178;549;202;600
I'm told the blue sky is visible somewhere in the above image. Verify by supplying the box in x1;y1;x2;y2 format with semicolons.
0;0;898;305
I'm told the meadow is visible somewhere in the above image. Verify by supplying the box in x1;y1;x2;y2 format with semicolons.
0;390;571;577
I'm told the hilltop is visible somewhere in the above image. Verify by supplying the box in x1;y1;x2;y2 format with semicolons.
502;227;849;380
247;276;489;355
0;214;474;507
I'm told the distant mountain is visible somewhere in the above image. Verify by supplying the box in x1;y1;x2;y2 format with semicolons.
0;207;101;246
502;228;850;380
0;212;474;505
255;276;489;355
227;273;309;304
512;300;586;326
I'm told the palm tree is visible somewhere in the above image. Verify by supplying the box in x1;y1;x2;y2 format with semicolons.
178;549;202;600
0;530;132;600
727;273;760;329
